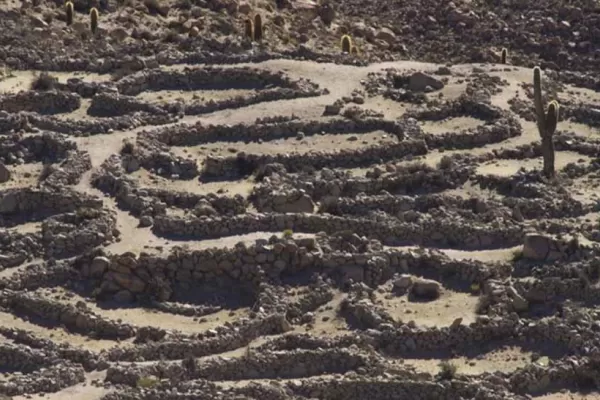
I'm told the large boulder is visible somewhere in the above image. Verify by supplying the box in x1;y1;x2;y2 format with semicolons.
408;72;444;92
410;277;442;300
522;233;580;262
0;191;18;213
273;193;315;213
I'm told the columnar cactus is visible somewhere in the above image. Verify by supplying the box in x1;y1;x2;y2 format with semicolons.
501;48;507;64
244;18;254;41
90;7;99;34
65;1;74;26
533;66;559;177
253;14;263;41
341;34;352;53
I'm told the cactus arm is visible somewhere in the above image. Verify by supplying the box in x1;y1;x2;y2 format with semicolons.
533;67;544;120
533;67;546;136
545;101;559;135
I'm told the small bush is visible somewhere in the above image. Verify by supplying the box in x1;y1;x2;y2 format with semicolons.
120;140;135;155
282;229;293;239
438;361;457;380
30;72;58;91
136;376;158;388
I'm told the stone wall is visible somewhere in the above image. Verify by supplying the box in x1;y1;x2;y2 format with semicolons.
0;90;81;115
0;329;87;395
87;67;322;118
26;112;176;136
88;92;168;118
134;138;199;179
319;192;589;220
92;155;247;220
0;111;29;133
106;348;377;385
0;290;135;340
254;162;475;202
43;150;93;188
115;67;320;96
201;139;428;179
253;188;315;213
154;212;522;249
0;187;101;219
42;207;117;258
400;96;523;150
0;132;76;164
0;187;117;261
77;236;508;303
149;118;402;147
105;313;293;362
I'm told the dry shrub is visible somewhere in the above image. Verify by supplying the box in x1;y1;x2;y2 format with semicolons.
30;72;58;91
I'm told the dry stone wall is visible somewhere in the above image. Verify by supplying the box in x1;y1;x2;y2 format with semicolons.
0;90;81;115
202;139;428;179
77;236;509;304
92;155;247;219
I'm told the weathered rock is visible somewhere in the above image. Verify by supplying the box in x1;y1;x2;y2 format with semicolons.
408;72;444;92
410;277;442;300
114;290;134;303
0;163;10;183
139;215;153;227
273;194;315;213
323;103;341;116
91;256;110;277
0;191;18;213
521;233;576;262
376;28;396;44
393;274;413;289
507;285;529;311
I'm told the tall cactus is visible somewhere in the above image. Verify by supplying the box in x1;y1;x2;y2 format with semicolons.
340;35;352;53
501;48;507;64
65;1;74;26
253;14;263;41
244;18;253;41
533;66;559;177
90;7;99;34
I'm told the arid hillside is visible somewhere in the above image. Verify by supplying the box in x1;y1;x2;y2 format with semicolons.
0;0;599;400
